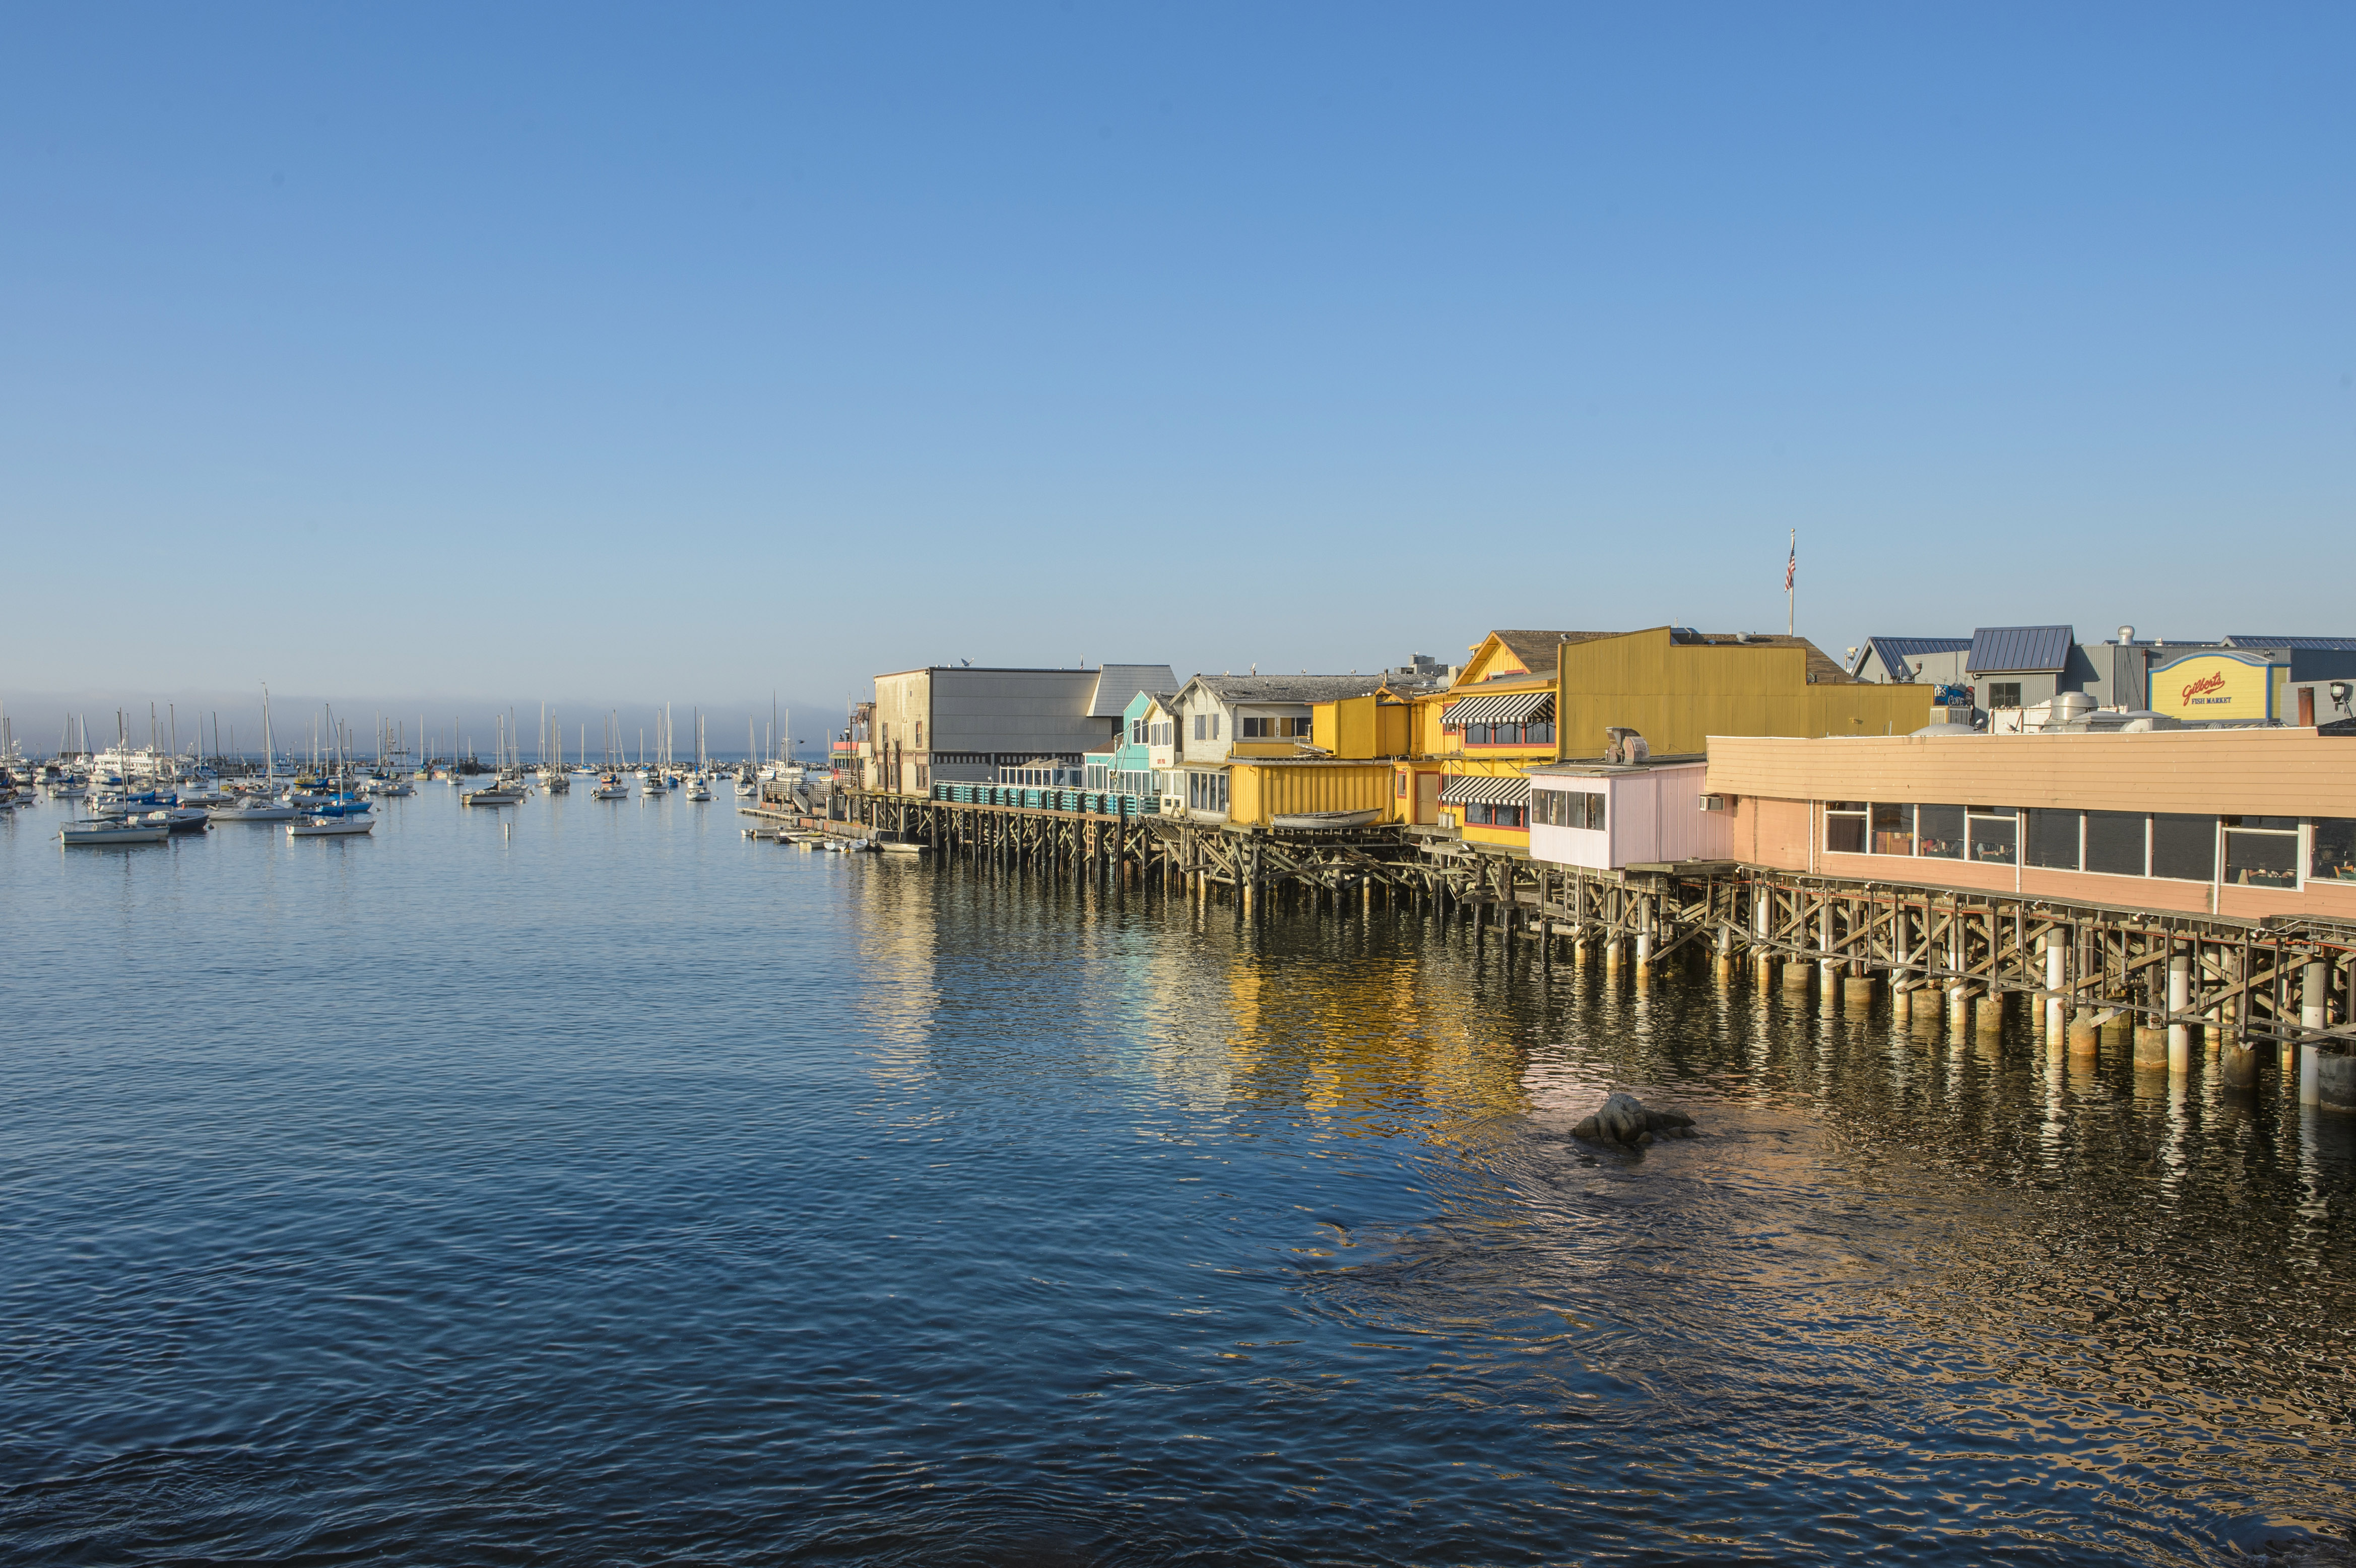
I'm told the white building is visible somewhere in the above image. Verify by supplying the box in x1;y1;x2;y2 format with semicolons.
1527;757;1729;872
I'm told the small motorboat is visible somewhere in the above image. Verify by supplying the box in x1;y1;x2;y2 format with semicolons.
60;817;171;846
879;840;930;856
288;814;375;837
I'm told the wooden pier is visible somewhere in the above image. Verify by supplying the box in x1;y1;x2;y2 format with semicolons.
779;786;2356;1103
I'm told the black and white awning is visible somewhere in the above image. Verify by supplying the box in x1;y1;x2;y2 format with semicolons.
1441;689;1555;727
1439;772;1532;807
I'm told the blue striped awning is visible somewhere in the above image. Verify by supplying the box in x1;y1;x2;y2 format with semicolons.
1441;689;1555;727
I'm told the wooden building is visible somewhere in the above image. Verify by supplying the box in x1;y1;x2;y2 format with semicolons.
1704;726;2356;921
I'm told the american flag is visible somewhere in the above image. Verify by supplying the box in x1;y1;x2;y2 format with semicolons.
1784;538;1795;592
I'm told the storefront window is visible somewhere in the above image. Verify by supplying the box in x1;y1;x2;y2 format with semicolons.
2150;814;2216;882
1871;803;1914;856
2312;819;2356;882
1967;806;2017;864
2025;809;2080;870
2084;811;2146;876
1825;801;1867;855
1917;804;1966;860
2223;817;2299;889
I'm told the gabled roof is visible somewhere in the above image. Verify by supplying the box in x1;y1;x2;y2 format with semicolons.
1089;664;1180;716
1488;630;1618;678
1121;687;1177;719
1185;674;1389;705
2223;635;2356;652
1967;625;2074;674
1856;635;1971;679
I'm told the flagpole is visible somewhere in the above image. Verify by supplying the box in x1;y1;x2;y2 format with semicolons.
1787;529;1796;638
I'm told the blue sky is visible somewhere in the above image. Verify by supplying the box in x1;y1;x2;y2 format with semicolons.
4;4;2350;748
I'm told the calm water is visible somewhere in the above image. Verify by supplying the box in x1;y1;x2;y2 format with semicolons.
2;786;2349;1565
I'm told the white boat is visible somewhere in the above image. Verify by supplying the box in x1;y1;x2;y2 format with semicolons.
879;840;929;856
1269;808;1384;831
365;777;415;798
542;771;569;795
61;817;170;846
686;777;711;801
210;796;300;822
463;781;527;807
590;772;628;801
288;814;375;837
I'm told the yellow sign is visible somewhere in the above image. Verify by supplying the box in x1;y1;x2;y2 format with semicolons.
2148;651;2278;722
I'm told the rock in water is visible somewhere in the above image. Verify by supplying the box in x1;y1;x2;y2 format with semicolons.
1572;1093;1697;1147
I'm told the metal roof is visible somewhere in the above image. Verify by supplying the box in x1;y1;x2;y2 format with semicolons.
1088;664;1180;717
1439;773;1531;806
1966;625;2074;674
1441;690;1556;727
1858;635;1970;678
2223;635;2356;652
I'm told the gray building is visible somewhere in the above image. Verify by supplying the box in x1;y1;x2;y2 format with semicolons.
867;663;1177;795
1849;625;2356;722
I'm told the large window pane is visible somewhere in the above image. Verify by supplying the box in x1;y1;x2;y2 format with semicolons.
2314;819;2356;882
2085;811;2145;876
1826;808;1866;854
1918;804;1965;860
1969;810;2018;864
2225;829;2299;888
2025;809;2080;870
2150;814;2216;882
1871;803;1915;856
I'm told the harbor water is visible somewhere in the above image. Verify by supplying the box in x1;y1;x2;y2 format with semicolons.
1;788;2349;1564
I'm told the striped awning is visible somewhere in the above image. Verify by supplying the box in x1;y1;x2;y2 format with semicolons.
1441;689;1555;727
1439;773;1532;806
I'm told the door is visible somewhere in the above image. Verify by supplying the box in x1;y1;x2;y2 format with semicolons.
1414;771;1438;825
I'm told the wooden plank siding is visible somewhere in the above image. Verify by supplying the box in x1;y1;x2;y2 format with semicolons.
1705;729;2356;817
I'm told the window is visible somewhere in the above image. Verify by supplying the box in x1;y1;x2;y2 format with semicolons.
1967;806;2017;864
1238;715;1310;739
1989;682;2022;709
1193;714;1206;741
1580;792;1605;830
1464;721;1555;747
1211;714;1220;740
1187;771;1228;814
1871;803;1914;856
2314;819;2356;883
915;722;923;748
1825;801;1867;854
1396;772;1407;798
2025;809;2080;870
1466;802;1527;828
2085;811;2146;876
2150;814;2216;882
1917;804;1966;860
2223;816;2299;888
1131;720;1146;745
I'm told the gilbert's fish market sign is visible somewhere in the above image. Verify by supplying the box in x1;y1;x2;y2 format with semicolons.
2148;650;2280;722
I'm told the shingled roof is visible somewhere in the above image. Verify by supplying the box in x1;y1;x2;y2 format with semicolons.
1188;674;1391;704
1489;630;1618;678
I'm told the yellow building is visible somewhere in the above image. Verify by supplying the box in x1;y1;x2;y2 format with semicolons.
1418;630;1614;845
1224;759;1397;828
1554;627;1934;759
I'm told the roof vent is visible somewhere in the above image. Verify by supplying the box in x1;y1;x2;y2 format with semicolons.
2117;624;2135;644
